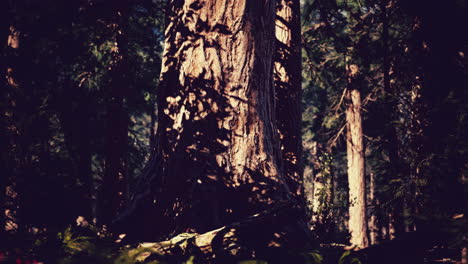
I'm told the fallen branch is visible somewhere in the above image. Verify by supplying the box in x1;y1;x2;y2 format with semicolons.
117;201;312;262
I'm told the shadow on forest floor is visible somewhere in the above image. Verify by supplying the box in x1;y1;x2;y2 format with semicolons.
0;226;464;264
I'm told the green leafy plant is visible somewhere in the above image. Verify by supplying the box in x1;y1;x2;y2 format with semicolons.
302;250;324;264
338;251;362;264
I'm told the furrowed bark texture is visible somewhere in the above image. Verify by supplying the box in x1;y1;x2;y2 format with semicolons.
274;0;303;197
152;0;291;234
346;70;369;248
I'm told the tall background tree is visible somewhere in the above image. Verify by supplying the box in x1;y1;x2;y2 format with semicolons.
301;0;466;250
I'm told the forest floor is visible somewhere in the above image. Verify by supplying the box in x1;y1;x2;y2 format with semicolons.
1;207;466;264
1;226;465;264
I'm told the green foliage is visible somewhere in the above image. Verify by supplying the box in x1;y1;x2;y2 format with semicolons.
54;228;116;264
0;225;118;263
1;0;164;231
302;0;466;248
338;251;362;264
302;250;324;264
58;227;94;256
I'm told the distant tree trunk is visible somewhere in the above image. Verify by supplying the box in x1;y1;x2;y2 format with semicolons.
275;0;303;198
381;0;404;239
57;79;94;221
76;95;93;219
303;140;316;228
404;0;464;230
368;172;377;245
72;92;94;221
308;143;333;229
99;2;129;226
0;14;11;236
312;153;335;241
149;104;157;151
0;112;5;235
346;64;369;248
404;15;425;233
312;173;325;223
462;247;468;264
2;24;21;234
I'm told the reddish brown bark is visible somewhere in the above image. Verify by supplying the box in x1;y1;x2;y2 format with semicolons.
153;0;291;234
346;65;369;248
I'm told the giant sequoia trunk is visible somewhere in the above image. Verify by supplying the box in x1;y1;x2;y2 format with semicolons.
275;0;303;198
136;0;298;237
346;65;369;248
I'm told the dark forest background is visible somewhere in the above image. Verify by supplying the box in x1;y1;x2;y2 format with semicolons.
0;0;466;263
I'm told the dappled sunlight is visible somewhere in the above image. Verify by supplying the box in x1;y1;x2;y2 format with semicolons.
1;0;465;263
108;3;303;253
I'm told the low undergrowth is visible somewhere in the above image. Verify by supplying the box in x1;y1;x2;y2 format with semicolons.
0;224;463;264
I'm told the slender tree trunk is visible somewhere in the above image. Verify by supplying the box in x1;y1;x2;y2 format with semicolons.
332;162;345;232
381;0;405;239
462;247;468;264
0;13;10;236
312;172;325;223
303;141;315;228
310;149;333;224
0;113;5;235
406;1;463;231
346;65;369;248
57;79;94;221
99;2;130;226
368;172;377;245
2;24;21;234
311;151;335;242
149;104;157;152
77;93;93;220
275;0;303;198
